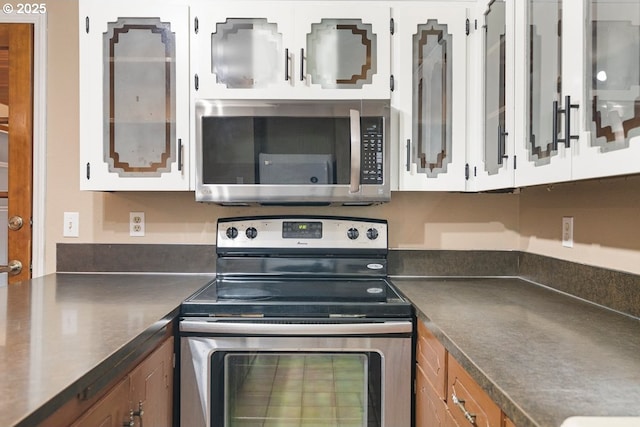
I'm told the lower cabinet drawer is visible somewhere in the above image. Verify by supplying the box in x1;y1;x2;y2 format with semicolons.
447;354;502;427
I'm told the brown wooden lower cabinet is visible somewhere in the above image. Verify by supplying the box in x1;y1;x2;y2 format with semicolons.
416;320;516;427
70;336;174;427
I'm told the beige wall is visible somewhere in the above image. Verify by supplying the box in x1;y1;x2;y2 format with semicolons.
519;175;640;275
39;0;640;276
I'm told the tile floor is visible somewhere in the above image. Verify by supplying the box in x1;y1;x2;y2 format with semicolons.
227;353;371;427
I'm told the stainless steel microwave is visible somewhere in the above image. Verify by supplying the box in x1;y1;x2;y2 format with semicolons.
195;99;390;205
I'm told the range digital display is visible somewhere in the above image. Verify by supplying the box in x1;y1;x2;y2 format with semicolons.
282;221;322;239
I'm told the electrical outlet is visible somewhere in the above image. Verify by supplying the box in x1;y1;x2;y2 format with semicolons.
562;217;574;248
63;212;79;237
130;212;145;237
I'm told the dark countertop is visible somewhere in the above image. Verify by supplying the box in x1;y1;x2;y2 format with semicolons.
0;273;213;427
3;272;640;427
392;277;640;427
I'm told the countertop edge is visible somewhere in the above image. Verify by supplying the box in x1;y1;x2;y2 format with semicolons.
15;312;178;427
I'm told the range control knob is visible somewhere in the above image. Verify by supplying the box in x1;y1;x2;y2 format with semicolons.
226;226;238;239
347;227;359;240
245;227;258;239
366;228;379;240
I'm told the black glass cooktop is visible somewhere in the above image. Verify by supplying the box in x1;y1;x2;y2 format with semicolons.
181;277;412;318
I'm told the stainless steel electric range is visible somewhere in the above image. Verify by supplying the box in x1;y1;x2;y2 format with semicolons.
180;216;413;427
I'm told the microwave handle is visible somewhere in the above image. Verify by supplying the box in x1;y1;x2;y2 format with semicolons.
349;109;361;193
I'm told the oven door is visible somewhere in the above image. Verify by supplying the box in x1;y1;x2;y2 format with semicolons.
180;320;412;427
194;99;390;205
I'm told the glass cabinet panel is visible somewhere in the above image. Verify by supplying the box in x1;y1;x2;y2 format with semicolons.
586;0;640;152
484;0;507;175
306;19;377;89
211;18;284;89
103;18;176;177
527;0;562;166
412;20;453;177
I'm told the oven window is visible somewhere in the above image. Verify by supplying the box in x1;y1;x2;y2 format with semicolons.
211;352;382;427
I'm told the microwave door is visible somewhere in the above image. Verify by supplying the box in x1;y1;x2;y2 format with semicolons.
349;109;361;194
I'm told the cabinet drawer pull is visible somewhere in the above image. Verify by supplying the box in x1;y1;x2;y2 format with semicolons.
452;392;477;425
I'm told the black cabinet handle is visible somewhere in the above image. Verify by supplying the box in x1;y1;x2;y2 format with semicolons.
552;100;559;151
498;125;508;165
555;96;579;149
300;48;305;81
285;48;289;81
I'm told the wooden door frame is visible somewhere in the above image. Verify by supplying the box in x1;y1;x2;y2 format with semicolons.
0;13;46;279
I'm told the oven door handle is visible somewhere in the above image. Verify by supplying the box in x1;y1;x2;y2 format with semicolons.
180;320;412;335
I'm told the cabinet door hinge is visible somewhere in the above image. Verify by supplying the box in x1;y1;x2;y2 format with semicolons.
390;18;395;35
85;16;90;34
465;163;470;180
465;18;470;36
86;162;90;180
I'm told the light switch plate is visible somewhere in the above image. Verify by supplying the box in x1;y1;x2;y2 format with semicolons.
63;212;79;237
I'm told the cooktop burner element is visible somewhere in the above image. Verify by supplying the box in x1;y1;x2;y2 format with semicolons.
181;216;412;319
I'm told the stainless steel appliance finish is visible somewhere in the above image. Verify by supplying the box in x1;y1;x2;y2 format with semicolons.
180;216;413;427
194;100;390;205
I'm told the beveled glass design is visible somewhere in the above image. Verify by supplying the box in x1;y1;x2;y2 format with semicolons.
527;0;562;165
412;20;452;177
587;1;640;152
306;19;377;89
103;18;176;177
211;18;283;89
484;0;507;175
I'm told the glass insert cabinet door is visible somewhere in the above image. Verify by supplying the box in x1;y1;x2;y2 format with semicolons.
517;0;640;185
471;0;516;192
483;0;508;177
103;18;176;177
584;1;640;152
394;6;468;191
79;1;190;190
526;0;563;168
514;0;573;187
191;2;390;99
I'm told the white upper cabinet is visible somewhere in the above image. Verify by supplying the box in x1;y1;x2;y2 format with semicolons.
190;1;391;100
572;0;640;181
514;0;640;187
467;0;516;191
392;2;469;191
79;0;190;190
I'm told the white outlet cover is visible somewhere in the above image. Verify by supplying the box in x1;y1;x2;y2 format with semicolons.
562;217;574;248
130;212;145;237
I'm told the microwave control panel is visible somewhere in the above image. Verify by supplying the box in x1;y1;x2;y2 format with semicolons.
361;117;384;184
